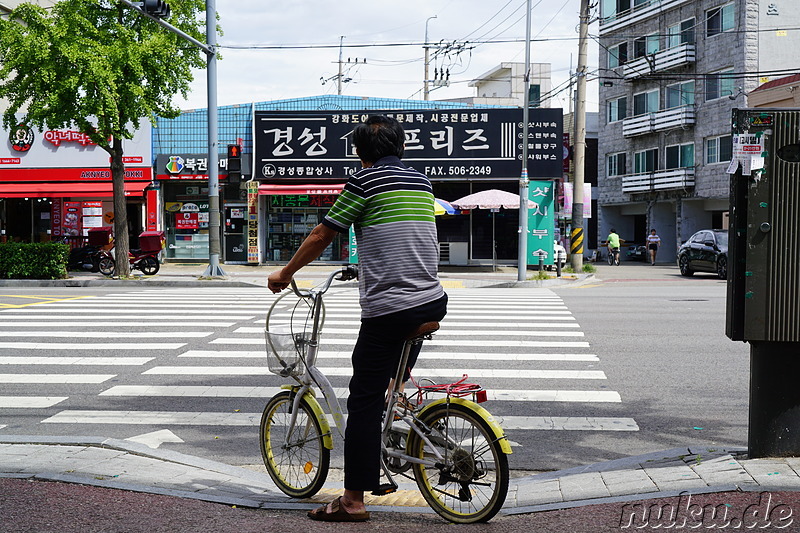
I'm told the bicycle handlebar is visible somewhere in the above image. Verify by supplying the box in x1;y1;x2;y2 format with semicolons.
289;264;358;299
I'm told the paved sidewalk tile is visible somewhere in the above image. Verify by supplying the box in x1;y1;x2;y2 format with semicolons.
643;461;706;492
742;459;799;488
559;472;611;501
691;455;757;487
513;478;563;506
600;469;659;497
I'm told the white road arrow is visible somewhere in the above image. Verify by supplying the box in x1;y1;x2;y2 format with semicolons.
125;429;184;449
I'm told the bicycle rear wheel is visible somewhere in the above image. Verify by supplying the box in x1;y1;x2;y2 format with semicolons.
408;402;509;523
260;391;330;498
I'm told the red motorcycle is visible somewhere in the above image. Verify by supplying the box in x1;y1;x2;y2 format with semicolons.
99;231;165;276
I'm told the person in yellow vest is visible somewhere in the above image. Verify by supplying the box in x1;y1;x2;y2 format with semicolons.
607;229;621;265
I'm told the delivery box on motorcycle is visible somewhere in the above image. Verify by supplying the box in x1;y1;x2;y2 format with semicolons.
139;231;165;253
87;227;114;248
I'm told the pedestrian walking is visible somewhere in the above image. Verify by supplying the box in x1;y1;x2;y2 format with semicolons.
647;229;661;265
267;115;447;522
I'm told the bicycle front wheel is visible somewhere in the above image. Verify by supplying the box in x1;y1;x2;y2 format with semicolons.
260;391;330;498
408;402;509;523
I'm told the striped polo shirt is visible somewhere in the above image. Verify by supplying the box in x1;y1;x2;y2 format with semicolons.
322;155;444;318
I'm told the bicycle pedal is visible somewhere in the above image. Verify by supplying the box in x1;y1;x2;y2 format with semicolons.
371;483;398;496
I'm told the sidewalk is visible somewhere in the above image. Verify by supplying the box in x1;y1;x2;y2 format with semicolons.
0;262;594;289
2;435;799;517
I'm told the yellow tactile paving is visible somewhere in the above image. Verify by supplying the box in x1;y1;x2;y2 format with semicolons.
440;280;465;289
304;488;427;507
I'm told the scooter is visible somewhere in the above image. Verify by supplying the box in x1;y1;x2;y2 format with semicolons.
66;244;103;272
98;231;165;277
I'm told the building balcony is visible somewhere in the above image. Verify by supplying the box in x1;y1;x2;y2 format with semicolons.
623;44;696;79
621;168;695;193
622;105;695;137
600;0;692;35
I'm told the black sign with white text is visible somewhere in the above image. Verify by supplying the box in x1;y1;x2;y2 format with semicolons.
254;108;563;181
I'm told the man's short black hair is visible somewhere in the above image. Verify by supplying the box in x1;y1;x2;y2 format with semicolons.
352;115;405;163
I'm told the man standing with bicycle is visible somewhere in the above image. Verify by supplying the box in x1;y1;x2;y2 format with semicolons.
268;114;447;522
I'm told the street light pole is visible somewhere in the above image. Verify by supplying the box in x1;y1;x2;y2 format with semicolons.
423;16;436;101
517;0;532;282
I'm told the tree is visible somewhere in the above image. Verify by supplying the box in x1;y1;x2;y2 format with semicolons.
0;0;207;276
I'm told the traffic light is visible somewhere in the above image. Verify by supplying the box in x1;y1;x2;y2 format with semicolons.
143;0;170;18
227;144;242;183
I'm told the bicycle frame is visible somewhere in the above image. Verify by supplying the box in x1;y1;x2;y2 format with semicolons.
276;267;447;469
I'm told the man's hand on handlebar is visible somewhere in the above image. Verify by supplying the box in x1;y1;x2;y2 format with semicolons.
267;270;292;294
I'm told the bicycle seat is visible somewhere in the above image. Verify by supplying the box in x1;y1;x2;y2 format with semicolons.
405;321;439;341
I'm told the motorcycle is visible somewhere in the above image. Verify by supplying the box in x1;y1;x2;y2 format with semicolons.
98;231;165;277
64;226;114;272
66;243;103;272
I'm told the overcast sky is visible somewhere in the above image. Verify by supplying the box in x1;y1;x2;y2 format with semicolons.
173;0;600;113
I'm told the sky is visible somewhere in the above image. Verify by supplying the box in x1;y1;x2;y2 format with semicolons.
173;0;600;113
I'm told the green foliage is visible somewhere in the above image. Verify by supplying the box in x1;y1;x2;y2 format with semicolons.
532;269;550;280
582;263;596;273
0;242;69;279
0;0;208;145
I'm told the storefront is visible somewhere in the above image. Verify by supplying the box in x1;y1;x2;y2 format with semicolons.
258;183;348;262
253;108;564;265
154;152;251;262
0;120;153;244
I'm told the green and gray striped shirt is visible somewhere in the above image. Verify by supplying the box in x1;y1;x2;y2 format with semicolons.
323;156;444;318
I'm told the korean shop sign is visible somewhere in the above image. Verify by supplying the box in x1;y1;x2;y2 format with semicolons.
254;108;563;181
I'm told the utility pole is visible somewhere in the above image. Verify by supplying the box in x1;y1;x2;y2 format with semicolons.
570;0;589;272
517;0;532;282
337;36;344;95
424;16;437;101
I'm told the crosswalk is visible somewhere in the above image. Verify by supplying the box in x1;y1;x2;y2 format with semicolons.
0;285;639;448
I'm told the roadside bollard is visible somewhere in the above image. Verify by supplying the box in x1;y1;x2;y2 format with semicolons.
538;254;544;272
556;258;562;278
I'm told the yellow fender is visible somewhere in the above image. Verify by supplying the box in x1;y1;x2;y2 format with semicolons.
416;397;513;455
281;384;334;450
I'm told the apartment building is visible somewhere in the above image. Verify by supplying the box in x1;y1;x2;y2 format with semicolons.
597;0;800;258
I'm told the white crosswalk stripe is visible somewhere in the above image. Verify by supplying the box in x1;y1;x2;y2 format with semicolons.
0;286;637;438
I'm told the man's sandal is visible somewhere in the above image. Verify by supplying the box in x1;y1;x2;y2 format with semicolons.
307;496;370;522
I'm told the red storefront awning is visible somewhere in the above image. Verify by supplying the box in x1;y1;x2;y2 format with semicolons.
258;183;345;195
0;181;151;198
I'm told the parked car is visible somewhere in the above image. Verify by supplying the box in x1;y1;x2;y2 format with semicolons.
552;240;567;270
626;244;648;262
677;229;728;279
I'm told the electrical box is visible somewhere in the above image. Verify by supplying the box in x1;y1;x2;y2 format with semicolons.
727;108;800;342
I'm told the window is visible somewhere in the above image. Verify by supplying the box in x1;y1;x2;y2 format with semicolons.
633;89;659;116
601;0;630;19
634;148;658;173
607;152;627;176
668;18;696;48
608;42;628;68
706;69;736;100
608;96;627;123
666;81;695;108
633;34;659;58
706;135;733;164
707;3;734;37
666;143;695;169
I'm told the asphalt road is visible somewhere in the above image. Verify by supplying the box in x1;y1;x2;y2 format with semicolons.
0;263;750;475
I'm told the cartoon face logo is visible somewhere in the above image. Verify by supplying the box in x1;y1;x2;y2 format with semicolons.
9;123;34;152
165;155;185;174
